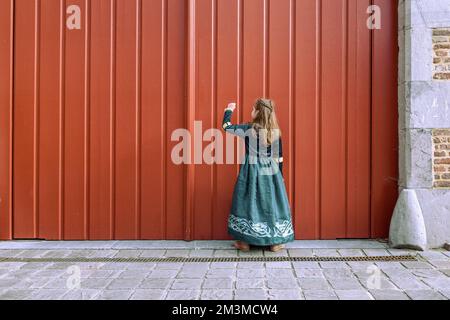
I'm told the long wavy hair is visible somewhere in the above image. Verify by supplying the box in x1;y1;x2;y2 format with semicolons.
251;98;281;145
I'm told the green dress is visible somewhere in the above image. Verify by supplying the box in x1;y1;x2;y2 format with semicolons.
222;110;295;246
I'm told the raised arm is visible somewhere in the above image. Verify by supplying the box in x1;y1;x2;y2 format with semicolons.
222;104;250;137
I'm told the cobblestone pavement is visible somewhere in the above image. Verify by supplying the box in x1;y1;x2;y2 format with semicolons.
0;246;449;300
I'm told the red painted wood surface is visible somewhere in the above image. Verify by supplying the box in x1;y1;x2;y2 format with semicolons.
1;0;398;240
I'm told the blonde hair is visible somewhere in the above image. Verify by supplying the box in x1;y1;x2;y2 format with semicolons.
251;98;281;145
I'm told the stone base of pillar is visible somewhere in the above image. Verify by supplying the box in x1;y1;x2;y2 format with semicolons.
389;189;427;251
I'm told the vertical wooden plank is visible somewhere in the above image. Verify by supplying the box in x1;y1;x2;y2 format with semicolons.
295;0;321;239
63;0;88;239
346;0;371;238
140;0;165;239
320;0;347;239
13;0;39;239
371;0;398;238
165;0;186;239
0;0;13;240
268;0;293;206
192;0;214;239
115;0;139;239
214;0;239;240
38;0;63;239
89;0;113;239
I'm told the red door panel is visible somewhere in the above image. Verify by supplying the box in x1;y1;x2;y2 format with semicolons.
4;0;398;240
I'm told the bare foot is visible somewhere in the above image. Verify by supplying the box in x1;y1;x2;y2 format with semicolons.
234;241;250;252
269;244;285;252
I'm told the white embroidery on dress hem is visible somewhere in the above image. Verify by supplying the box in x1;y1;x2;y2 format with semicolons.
228;214;294;238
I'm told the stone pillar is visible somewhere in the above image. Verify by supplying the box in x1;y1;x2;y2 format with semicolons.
391;0;450;249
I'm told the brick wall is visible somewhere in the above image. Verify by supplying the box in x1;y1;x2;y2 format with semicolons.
433;129;450;188
433;28;450;81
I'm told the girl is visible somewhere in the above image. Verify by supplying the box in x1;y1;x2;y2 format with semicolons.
222;99;295;253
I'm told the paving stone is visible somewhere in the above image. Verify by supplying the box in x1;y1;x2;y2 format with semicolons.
401;261;434;269
107;278;143;290
312;249;338;257
288;249;313;257
429;260;450;269
99;262;132;270
113;250;142;258
207;269;236;279
236;279;265;289
118;270;151;279
387;249;417;256
419;251;448;261
154;263;183;270
319;262;349;269
363;249;391;257
203;278;233;289
210;262;237;269
237;262;264;269
214;250;238;257
268;289;303;300
347;261;377;269
29;289;68;300
140;278;173;289
130;289;166;300
441;269;450;277
44;278;70;289
265;269;295;279
335;290;373;300
13;277;51;290
303;290;338;300
0;277;24;288
79;278;113;289
166;290;200;300
338;249;365;257
97;290;133;300
33;269;66;278
389;276;430;290
412;269;447;279
292;262;320;269
360;277;397;290
440;290;450;299
177;268;208;279
236;269;264;279
0;289;33;300
264;250;289;257
375;262;406;270
200;290;233;300
405;290;447;300
15;250;48;258
61;289;101;300
0;262;26;270
369;289;410;300
294;269;324;278
20;263;52;270
125;263;157;271
139;250;166;258
234;289;268;300
0;250;22;258
323;269;354;279
189;250;214;257
267;278;299;289
148;269;179;279
172;279;203;290
164;250;190;258
382;268;412;278
238;250;264;257
298;278;330;290
328;278;364;290
83;270;119;278
265;262;292;269
88;250;119;258
422;277;450;290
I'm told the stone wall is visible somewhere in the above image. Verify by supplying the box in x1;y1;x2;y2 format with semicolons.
394;0;450;249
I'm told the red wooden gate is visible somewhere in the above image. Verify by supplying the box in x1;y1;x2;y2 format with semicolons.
0;0;398;240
